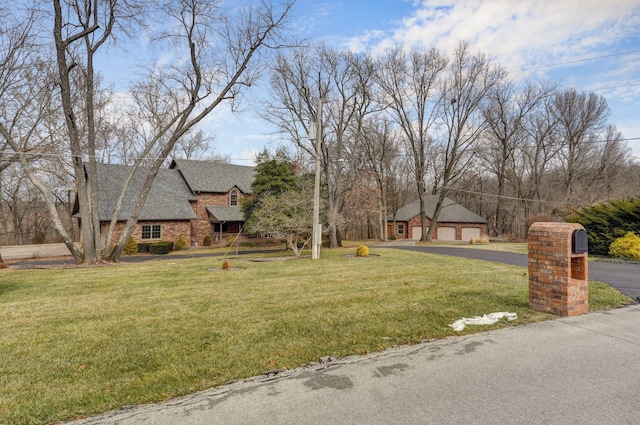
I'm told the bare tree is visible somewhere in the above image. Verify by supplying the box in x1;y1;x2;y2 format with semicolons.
3;0;293;264
0;3;60;265
265;46;375;247
246;187;316;257
550;87;610;204
480;80;555;236
427;41;505;240
375;47;448;241
358;116;404;240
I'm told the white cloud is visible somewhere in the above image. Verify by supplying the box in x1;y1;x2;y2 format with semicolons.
355;0;640;75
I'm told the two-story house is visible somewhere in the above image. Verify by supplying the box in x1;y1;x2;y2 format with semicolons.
74;159;255;247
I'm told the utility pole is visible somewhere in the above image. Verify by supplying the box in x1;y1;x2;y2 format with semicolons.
311;98;323;260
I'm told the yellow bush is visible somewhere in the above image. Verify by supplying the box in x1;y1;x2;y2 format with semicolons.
356;245;369;257
123;236;138;255
609;232;640;261
174;235;188;251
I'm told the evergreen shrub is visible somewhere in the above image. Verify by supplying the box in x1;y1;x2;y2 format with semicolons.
356;245;369;257
174;235;188;251
565;197;640;256
149;241;173;254
203;235;212;246
123;237;138;255
137;242;151;253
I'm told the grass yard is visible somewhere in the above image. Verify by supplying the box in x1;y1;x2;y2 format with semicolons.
0;248;632;424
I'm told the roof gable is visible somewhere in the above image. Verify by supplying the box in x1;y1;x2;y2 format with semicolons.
206;206;244;222
171;159;255;194
394;195;487;224
92;163;197;221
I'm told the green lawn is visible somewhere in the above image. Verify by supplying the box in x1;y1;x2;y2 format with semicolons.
0;248;631;424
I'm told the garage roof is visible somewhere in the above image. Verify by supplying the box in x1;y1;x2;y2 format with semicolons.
393;196;487;224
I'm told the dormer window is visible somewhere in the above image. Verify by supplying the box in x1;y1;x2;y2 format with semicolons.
230;189;238;206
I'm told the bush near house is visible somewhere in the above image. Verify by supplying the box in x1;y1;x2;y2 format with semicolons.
149;241;173;254
565;197;640;256
174;235;188;251
123;237;138;255
137;242;151;253
202;235;212;246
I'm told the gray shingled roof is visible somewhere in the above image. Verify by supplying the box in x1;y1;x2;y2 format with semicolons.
171;159;255;194
393;196;487;224
206;206;245;222
89;163;197;221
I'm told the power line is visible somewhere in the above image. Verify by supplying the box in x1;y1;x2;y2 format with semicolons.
442;186;559;205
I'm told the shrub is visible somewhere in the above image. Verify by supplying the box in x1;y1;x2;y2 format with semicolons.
203;235;212;247
149;241;173;255
609;232;640;261
174;235;188;251
137;242;151;253
31;232;46;244
123;236;138;255
389;234;397;241
470;235;490;245
565;197;640;256
355;245;369;257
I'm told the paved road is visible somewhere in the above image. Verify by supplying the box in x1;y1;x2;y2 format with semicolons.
1;244;286;267
68;304;640;425
391;245;640;301
0;243;73;260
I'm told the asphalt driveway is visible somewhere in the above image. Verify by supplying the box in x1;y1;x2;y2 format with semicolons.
391;245;640;301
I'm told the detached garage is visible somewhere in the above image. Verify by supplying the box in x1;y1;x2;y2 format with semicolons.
389;196;487;242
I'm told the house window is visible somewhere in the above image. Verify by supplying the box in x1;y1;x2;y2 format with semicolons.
141;224;161;240
230;190;238;206
397;224;405;235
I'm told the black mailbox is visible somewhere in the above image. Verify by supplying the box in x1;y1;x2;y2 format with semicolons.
572;229;588;254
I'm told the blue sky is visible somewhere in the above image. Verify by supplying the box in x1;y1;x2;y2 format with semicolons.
101;0;640;163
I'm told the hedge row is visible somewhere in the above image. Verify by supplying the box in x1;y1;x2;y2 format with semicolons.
133;241;174;254
565;197;640;256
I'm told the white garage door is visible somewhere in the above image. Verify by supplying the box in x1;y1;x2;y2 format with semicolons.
411;226;422;240
461;227;481;242
436;226;456;241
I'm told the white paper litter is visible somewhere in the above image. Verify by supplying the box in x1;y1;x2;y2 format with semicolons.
449;312;518;332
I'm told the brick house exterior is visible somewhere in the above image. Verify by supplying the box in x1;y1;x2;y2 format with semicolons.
171;159;254;245
389;196;487;241
103;220;192;246
75;160;255;248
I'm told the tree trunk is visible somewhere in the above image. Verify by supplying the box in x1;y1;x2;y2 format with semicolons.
426;192;446;241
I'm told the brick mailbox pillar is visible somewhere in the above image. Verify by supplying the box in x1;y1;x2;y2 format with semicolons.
528;222;589;316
